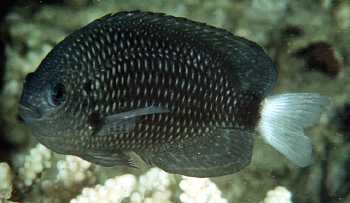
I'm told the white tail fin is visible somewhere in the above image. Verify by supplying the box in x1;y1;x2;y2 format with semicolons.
257;93;330;167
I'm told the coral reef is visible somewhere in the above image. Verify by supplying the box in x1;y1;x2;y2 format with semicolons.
41;155;99;203
179;176;227;203
2;153;294;203
0;162;14;201
0;0;349;202
71;167;176;203
262;186;292;203
13;144;51;193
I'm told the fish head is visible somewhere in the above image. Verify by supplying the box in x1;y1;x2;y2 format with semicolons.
19;72;66;120
18;61;89;154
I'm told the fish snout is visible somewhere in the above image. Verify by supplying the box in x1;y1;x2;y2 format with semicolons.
18;101;43;120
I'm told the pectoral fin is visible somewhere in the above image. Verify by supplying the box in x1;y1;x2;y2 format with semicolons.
96;106;170;136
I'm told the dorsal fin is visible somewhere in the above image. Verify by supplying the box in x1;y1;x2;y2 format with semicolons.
102;11;277;97
68;11;277;97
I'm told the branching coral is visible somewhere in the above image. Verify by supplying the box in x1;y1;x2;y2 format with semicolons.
3;144;228;202
41;155;99;203
262;186;292;203
70;174;137;203
0;162;14;201
13;144;51;193
179;176;227;203
70;167;176;203
2;143;296;203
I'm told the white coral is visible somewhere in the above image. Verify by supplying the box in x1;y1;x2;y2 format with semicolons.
8;143;295;203
0;162;14;201
70;174;137;203
133;167;176;203
179;176;227;203
14;143;51;192
71;167;176;203
263;186;292;203
41;155;98;203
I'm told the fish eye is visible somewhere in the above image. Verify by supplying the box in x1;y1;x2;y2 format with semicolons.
48;83;66;106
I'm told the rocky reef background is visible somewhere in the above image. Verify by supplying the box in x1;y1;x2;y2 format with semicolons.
0;0;349;202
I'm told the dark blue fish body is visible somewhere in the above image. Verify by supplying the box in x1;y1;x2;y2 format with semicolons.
18;11;329;177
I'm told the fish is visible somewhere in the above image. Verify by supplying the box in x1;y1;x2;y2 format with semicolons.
18;11;330;177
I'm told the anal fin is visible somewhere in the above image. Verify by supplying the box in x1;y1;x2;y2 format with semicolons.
138;129;253;177
79;149;135;168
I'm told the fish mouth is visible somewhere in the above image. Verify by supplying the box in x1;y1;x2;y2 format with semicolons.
18;102;42;120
